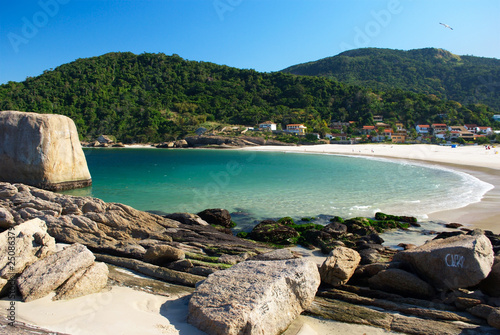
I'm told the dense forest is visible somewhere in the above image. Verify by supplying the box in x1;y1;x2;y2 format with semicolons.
282;48;500;112
0;50;498;143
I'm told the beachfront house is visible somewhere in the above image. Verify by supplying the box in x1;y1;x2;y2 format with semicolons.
475;126;493;135
286;124;307;135
327;133;349;141
258;121;277;131
392;133;406;143
331;121;350;131
435;132;447;140
432;124;448;133
464;124;479;133
416;125;430;134
362;125;375;135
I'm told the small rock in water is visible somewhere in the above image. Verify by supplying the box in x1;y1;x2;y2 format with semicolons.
446;222;463;229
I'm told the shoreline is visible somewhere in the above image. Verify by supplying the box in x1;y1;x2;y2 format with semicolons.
240;144;500;234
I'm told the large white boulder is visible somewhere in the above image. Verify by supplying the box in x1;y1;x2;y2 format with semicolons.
0;111;91;191
188;258;320;335
393;233;494;290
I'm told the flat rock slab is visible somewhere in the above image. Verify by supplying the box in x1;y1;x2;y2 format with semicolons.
54;262;109;300
188;258;321;335
393;234;494;289
17;243;95;301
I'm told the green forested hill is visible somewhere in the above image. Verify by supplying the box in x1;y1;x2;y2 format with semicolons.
282;48;500;112
0;51;497;143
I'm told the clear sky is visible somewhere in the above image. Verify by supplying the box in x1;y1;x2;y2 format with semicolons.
1;0;499;84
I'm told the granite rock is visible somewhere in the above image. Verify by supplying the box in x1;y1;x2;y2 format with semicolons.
0;218;56;279
0;111;91;191
143;244;185;264
393;233;494;289
188;258;320;335
54;262;109;300
16;243;95;301
320;247;361;286
368;268;436;299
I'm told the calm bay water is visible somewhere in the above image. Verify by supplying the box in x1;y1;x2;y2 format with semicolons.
63;148;493;231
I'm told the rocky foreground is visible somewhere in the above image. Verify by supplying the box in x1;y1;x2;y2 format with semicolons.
1;181;500;334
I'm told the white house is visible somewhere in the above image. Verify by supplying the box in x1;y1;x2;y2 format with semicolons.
258;121;277;131
475;126;493;135
493;115;500;122
416;125;430;134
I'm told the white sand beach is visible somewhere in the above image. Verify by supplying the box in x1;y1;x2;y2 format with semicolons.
241;143;500;171
241;144;500;233
0;269;396;335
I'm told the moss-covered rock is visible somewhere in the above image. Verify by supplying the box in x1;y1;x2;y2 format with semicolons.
248;220;300;245
375;212;417;225
277;216;295;225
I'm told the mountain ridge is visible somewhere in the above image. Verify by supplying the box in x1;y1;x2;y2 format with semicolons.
281;47;500;112
0;50;497;143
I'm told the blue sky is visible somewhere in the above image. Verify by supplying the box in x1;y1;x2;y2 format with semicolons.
1;0;499;84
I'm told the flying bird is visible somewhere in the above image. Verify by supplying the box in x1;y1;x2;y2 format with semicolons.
439;22;453;30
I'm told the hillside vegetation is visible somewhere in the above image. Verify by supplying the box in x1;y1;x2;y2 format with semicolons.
0;51;497;143
282;48;500;112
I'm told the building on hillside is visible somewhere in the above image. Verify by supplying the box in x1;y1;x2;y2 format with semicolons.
373;115;383;122
464;124;479;133
392;133;406;143
416;125;430;134
448;126;465;132
432;124;448;133
375;122;391;129
475;126;493;135
395;122;405;131
435;132;447;140
371;129;392;142
286;124;307;135
493;115;500;122
258;121;277;131
362;125;375;135
449;131;461;140
460;131;475;141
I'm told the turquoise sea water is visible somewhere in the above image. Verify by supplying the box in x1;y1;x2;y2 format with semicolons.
63;148;493;231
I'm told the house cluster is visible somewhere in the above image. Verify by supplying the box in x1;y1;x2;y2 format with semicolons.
257;115;496;144
415;123;493;141
257;121;307;135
